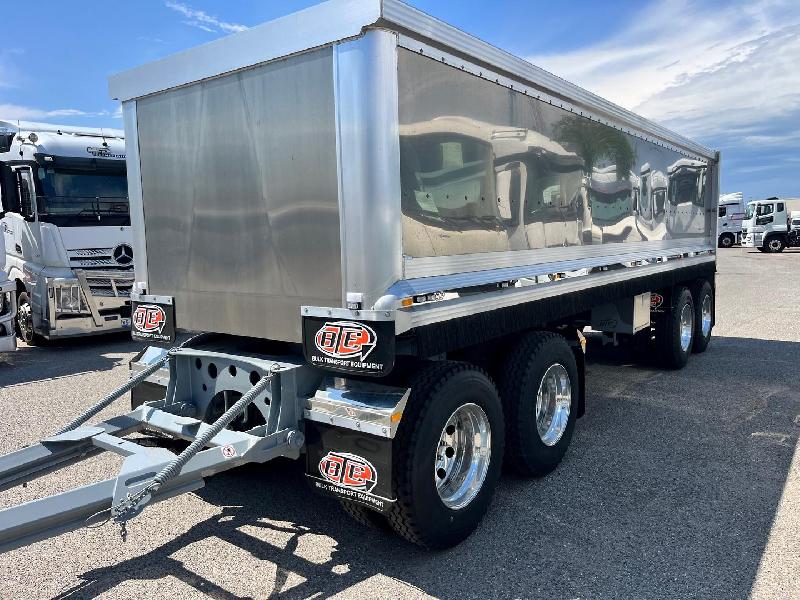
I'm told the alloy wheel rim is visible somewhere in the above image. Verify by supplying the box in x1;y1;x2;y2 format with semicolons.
680;303;694;352
17;300;34;343
701;294;712;337
435;403;492;510
536;364;572;447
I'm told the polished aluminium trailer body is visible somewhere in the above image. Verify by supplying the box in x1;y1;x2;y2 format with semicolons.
0;0;718;552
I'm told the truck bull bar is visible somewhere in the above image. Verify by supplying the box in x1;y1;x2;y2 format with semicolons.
0;345;306;554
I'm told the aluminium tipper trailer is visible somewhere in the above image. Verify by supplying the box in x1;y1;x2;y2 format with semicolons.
0;0;719;552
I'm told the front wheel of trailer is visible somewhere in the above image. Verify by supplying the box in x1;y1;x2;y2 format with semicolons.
498;332;578;477
387;362;504;549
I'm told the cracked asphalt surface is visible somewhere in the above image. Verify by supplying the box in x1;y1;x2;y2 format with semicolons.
0;248;798;599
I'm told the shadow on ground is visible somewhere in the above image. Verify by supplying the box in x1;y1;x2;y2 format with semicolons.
0;332;140;387
54;336;800;599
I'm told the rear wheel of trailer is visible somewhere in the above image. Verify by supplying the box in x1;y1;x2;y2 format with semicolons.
658;287;695;369
386;362;504;549
691;280;714;353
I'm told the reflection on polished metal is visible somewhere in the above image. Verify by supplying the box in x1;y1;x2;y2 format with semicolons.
135;47;341;343
701;294;713;338
397;48;711;260
680;303;694;352
435;403;492;510
536;364;571;447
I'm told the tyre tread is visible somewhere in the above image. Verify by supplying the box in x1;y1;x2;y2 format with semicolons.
498;331;573;476
386;361;498;548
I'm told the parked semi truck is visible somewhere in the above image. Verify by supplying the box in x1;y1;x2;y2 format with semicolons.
741;197;799;252
717;192;745;248
0;120;132;344
0;0;719;552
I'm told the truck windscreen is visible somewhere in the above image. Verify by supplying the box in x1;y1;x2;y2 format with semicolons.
36;166;129;227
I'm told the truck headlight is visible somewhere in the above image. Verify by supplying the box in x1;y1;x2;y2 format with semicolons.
55;285;84;313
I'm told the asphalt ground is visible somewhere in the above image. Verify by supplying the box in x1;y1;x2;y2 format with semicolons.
0;248;798;599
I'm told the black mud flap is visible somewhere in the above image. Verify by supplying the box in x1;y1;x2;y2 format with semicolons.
304;421;396;513
131;298;176;344
302;316;395;377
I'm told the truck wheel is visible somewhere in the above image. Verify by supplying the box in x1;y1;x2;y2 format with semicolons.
718;233;735;248
339;500;393;532
498;332;578;477
15;292;44;346
691;280;714;353
659;287;694;369
766;236;785;253
387;362;504;549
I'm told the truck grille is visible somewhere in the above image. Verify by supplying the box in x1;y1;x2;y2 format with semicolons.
68;247;134;270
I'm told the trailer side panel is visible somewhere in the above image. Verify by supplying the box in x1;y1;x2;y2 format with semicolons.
135;47;341;343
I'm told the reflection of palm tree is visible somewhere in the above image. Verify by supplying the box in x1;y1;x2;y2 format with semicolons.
554;116;635;179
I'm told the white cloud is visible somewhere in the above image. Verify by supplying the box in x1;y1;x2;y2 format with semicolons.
0;104;113;120
528;0;800;147
165;1;248;34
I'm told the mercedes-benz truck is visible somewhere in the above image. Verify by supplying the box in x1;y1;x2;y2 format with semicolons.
0;120;133;344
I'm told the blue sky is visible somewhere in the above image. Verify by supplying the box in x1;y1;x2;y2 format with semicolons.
1;0;798;200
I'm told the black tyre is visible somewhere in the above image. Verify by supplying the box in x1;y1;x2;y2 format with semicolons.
756;246;767;253
691;280;714;353
387;361;504;549
339;500;393;532
498;332;578;477
718;233;735;248
659;286;694;369
765;236;785;253
15;291;44;346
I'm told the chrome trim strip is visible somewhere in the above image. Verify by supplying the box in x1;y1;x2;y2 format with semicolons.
301;306;395;321
123;101;148;291
394;246;714;297
397;254;715;333
404;240;714;279
334;31;403;310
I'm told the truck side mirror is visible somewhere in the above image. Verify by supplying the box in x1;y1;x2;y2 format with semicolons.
0;133;13;154
0;164;17;215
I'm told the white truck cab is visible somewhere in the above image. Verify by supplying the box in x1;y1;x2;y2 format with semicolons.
741;197;796;253
0;120;133;343
717;192;745;248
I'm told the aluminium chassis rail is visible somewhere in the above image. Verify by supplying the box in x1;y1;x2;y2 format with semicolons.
0;352;305;555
